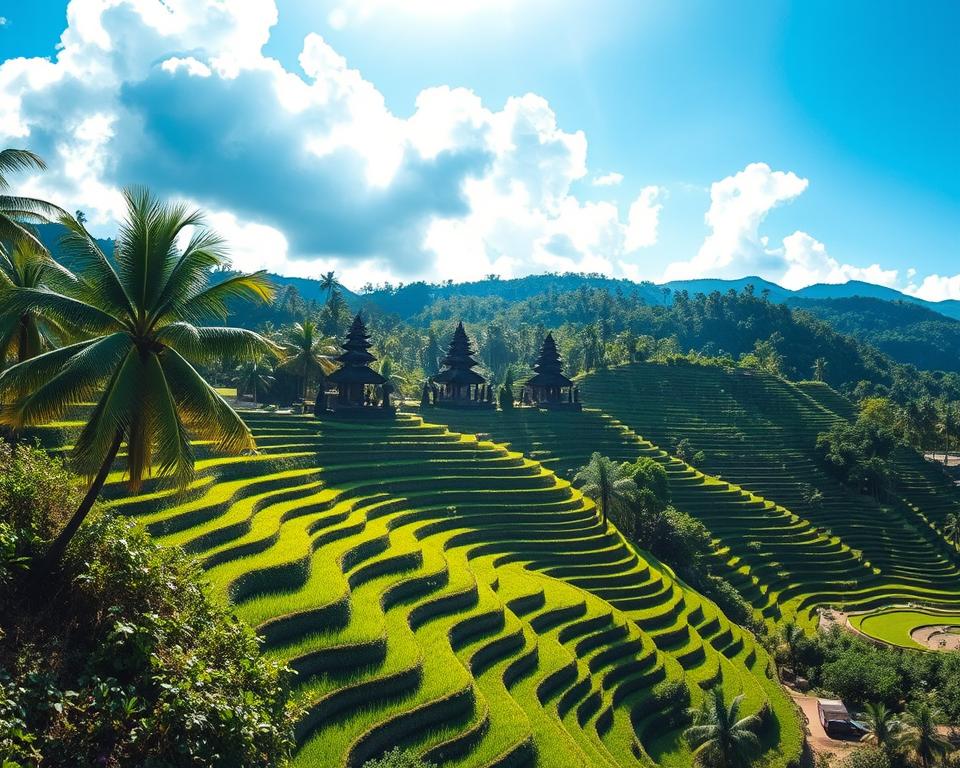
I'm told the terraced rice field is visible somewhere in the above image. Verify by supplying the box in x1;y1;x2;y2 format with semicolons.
580;362;960;626
849;609;960;650
30;410;801;768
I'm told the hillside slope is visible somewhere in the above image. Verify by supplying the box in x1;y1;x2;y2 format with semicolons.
578;362;960;622
28;411;801;768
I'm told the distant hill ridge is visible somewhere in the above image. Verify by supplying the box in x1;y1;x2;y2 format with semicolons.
34;223;960;321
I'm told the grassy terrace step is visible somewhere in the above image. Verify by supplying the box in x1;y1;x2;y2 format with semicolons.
37;407;803;767
580;362;960;625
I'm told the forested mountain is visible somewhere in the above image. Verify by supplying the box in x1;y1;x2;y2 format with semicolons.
789;295;960;372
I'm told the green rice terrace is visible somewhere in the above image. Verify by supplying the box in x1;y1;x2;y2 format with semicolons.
578;361;960;632
848;609;960;651
25;355;960;766
29;406;801;768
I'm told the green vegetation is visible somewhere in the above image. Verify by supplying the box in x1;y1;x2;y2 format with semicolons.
0;187;275;568
849;609;960;650
683;687;761;768
25;407;802;767
580;361;960;627
0;442;295;766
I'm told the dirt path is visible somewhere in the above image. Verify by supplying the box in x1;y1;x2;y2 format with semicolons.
788;689;860;761
912;625;960;651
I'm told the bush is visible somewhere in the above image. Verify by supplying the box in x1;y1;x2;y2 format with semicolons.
0;442;296;767
838;746;890;768
362;747;436;768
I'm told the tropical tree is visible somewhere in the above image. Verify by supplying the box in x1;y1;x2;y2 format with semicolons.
683;687;761;768
900;702;952;768
860;702;904;753
0;148;66;249
378;356;408;396
574;453;637;526
319;270;340;303
943;513;960;552
0;188;274;569
0;241;76;365
812;357;827;382
232;357;275;407
279;319;337;401
779;620;804;674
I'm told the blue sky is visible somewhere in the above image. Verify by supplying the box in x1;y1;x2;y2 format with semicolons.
1;1;957;297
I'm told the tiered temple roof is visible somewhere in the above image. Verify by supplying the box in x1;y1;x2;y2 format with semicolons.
434;321;485;386
525;333;573;389
328;314;387;386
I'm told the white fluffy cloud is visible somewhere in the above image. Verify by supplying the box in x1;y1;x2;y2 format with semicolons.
665;162;901;291
0;0;660;285
780;231;898;290
907;275;960;302
664;162;808;281
592;172;623;187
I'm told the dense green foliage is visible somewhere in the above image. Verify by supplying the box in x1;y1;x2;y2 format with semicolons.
774;624;960;718
0;442;296;767
791;295;960;373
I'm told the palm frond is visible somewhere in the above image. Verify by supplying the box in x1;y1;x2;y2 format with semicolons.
0;148;47;184
0;195;69;221
58;213;134;317
161;348;255;455
0;286;123;335
157;322;276;365
0;333;131;428
173;271;275;323
72;348;141;480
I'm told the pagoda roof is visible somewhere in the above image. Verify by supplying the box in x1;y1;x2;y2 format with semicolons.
433;367;486;385
328;312;385;386
328;366;386;385
526;370;573;388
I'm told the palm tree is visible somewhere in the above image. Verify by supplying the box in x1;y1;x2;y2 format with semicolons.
0;188;274;569
0;241;76;365
901;702;952;768
944;513;960;552
279;319;337;402
574;452;637;526
861;702;904;753
812;357;827;383
684;687;761;768
379;356;407;396
780;620;804;674
319;270;340;303
232;357;275;407
0;148;67;249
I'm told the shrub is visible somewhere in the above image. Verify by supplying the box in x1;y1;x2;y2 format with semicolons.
838;746;890;768
362;747;436;768
0;442;297;767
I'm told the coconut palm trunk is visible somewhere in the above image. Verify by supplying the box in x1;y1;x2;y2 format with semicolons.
40;429;123;571
0;188;275;573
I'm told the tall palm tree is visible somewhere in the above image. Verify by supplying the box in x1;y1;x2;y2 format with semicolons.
901;702;952;768
812;357;827;383
684;687;761;768
574;452;637;526
0;241;76;365
861;702;904;753
279;319;337;401
780;620;804;674
232;357;275;407
0;148;67;249
0;188;274;569
943;513;960;552
319;270;340;303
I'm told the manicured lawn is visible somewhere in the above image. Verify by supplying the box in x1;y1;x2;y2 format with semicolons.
850;609;960;650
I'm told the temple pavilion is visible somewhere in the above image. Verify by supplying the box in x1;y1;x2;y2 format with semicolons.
429;321;494;409
523;332;581;411
324;313;395;417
